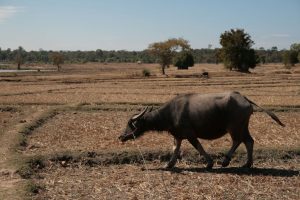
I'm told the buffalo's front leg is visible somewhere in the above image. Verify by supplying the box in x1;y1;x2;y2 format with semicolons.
165;138;182;169
188;137;213;169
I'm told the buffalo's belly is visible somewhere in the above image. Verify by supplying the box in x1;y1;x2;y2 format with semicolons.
195;127;228;140
169;125;228;140
190;112;229;140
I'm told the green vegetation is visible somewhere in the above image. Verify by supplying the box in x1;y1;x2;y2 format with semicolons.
148;38;191;74
0;46;291;66
142;68;151;77
219;29;258;72
283;50;298;67
290;43;300;52
173;51;194;69
0;37;298;70
283;43;300;67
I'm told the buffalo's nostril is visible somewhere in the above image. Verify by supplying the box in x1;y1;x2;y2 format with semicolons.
118;135;125;141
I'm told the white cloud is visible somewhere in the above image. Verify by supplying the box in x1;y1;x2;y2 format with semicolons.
0;6;20;23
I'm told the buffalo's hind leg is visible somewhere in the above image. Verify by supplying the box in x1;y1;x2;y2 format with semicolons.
165;138;182;169
242;130;254;168
187;137;213;169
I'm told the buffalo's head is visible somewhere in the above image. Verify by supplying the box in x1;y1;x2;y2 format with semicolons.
119;107;152;142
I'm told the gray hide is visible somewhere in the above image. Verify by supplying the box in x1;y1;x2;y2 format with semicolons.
119;91;285;169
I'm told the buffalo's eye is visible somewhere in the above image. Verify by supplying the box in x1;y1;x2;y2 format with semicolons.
129;122;137;130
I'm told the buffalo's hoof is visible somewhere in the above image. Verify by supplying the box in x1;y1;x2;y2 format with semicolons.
242;162;253;168
206;160;214;169
164;161;176;169
221;158;231;167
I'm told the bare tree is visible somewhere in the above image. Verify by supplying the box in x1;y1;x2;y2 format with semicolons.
51;52;64;71
148;38;191;75
15;46;25;70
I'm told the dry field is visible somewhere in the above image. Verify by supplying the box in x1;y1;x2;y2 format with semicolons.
0;63;299;199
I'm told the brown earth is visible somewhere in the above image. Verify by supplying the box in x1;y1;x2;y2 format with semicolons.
24;111;299;155
0;63;299;199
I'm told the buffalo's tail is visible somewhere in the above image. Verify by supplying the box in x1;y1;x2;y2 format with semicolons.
244;96;285;127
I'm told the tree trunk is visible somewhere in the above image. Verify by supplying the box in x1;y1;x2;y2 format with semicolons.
17;63;21;70
57;64;60;71
161;65;165;75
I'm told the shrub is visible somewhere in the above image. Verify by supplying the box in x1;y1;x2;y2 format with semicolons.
173;51;194;70
142;69;151;77
283;50;298;67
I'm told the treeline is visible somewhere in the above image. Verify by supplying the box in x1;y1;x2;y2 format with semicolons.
0;46;286;64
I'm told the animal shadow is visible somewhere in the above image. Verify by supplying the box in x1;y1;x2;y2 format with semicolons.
154;166;299;177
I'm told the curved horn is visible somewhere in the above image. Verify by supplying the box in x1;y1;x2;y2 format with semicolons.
131;107;148;121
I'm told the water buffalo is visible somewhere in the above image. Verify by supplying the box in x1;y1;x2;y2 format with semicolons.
118;91;285;169
201;71;209;78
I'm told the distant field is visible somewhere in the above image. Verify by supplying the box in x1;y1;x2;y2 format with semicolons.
0;63;299;199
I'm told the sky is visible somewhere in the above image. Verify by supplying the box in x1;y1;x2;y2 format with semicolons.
0;0;299;51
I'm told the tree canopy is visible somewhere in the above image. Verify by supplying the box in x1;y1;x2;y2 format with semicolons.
0;42;294;67
15;46;25;70
282;43;300;67
219;29;258;72
290;43;300;52
148;38;191;74
51;52;64;71
173;51;194;69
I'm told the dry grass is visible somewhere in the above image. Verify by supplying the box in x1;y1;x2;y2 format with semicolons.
0;63;299;199
0;108;19;131
0;63;299;106
24;110;299;156
33;155;299;200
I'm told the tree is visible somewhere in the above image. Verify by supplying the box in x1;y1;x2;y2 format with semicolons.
173;51;194;69
291;43;300;66
215;48;222;64
95;49;103;61
271;46;278;51
259;55;266;64
1;45;289;65
282;43;300;67
283;50;298;67
51;52;64;71
15;46;25;70
148;38;190;75
219;29;258;72
290;43;300;52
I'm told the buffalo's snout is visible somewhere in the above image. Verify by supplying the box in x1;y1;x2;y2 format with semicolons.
118;132;134;142
118;134;125;142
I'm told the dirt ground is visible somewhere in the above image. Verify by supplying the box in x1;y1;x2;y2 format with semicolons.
0;63;299;199
24;111;298;155
33;160;300;200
